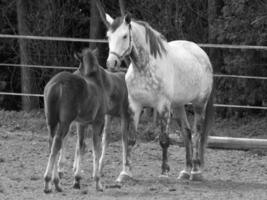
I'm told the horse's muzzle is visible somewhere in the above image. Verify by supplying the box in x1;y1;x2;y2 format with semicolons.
106;54;121;72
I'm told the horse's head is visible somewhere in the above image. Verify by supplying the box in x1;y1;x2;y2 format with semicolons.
74;48;99;76
105;13;133;71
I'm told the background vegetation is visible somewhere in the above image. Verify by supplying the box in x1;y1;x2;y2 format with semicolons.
0;0;266;117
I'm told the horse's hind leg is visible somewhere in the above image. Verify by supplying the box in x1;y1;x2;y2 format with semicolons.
92;121;105;191
189;105;204;181
73;123;87;189
158;108;171;177
175;106;193;180
44;122;70;193
190;101;211;181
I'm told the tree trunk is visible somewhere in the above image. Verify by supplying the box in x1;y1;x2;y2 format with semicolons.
90;0;107;67
208;0;223;72
17;0;39;111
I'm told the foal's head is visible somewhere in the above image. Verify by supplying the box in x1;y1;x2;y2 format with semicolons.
74;48;99;76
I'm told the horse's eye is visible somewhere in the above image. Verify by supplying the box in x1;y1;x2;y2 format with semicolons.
123;35;127;39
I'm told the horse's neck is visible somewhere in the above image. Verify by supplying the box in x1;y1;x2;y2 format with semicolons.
130;22;169;71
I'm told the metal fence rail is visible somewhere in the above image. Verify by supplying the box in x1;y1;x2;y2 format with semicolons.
1;34;267;110
1;34;267;50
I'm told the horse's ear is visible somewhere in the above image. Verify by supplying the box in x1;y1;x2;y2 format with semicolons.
124;13;131;24
74;52;82;62
105;13;114;25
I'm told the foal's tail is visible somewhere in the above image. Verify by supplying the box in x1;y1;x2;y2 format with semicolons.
44;82;62;137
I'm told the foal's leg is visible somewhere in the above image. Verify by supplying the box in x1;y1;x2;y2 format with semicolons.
47;124;57;153
175;107;193;180
92;121;105;191
57;135;68;179
158;109;171;177
73;123;87;189
44;122;70;193
98;115;111;177
116;117;133;182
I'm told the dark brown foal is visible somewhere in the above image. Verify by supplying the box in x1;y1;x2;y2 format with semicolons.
43;48;132;193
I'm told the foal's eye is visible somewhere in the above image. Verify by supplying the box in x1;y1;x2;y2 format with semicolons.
123;35;128;39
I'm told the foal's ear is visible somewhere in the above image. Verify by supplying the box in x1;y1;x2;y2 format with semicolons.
92;48;99;58
105;13;114;25
124;13;131;24
74;52;82;62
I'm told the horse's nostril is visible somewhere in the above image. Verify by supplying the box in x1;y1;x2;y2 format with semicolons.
114;60;118;67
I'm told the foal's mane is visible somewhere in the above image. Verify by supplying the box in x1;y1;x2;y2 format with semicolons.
134;20;167;58
82;48;99;67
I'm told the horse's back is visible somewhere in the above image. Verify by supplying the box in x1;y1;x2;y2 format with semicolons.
165;40;213;104
168;40;212;72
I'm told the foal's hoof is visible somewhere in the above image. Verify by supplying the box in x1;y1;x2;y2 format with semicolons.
96;185;104;192
190;171;203;181
55;185;63;192
178;170;190;180
43;188;52;194
116;171;132;183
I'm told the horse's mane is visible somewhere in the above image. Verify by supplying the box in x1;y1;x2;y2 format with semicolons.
109;16;167;59
134;20;167;58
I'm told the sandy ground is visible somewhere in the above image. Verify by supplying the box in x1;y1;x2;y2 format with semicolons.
1;126;267;200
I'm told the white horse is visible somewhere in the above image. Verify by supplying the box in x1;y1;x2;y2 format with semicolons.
104;13;214;182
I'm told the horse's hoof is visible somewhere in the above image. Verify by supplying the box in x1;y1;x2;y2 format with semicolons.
159;172;169;178
96;183;104;192
190;171;203;181
53;178;63;192
43;188;52;194
178;170;190;180
58;171;64;179
73;182;81;189
116;171;132;183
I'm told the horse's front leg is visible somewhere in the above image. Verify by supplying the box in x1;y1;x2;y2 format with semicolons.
116;116;134;183
116;100;142;183
92;121;105;191
73;123;87;189
158;109;171;177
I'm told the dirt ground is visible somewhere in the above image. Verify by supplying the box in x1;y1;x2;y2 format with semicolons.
0;111;267;200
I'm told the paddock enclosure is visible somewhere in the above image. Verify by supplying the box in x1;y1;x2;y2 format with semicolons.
1;14;267;200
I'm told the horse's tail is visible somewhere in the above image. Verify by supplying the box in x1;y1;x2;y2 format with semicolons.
44;82;62;138
202;85;215;146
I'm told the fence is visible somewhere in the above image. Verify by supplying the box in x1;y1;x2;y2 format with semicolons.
1;34;267;110
1;34;267;150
